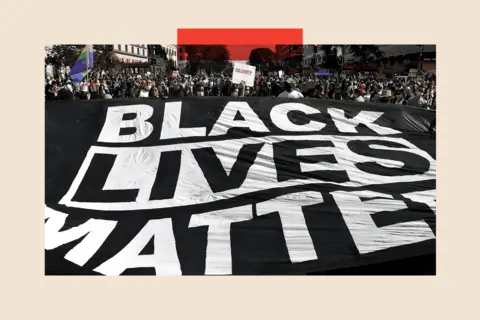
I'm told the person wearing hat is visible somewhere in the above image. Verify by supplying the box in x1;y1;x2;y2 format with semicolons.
278;78;304;98
377;89;392;103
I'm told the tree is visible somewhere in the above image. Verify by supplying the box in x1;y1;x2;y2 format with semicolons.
348;45;383;65
320;46;342;71
248;48;275;68
45;45;117;72
45;45;83;67
320;45;340;56
184;45;231;75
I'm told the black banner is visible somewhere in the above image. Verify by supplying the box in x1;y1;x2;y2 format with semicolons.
45;97;436;275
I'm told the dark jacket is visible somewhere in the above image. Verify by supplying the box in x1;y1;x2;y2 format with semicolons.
57;88;74;101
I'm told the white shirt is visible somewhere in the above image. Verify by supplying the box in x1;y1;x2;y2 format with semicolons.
139;89;150;98
354;96;365;102
278;90;304;98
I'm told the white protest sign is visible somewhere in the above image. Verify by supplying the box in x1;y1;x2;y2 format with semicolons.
278;70;284;78
232;62;256;87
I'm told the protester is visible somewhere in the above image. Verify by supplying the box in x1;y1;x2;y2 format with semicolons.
278;78;304;98
407;86;429;108
57;81;74;101
231;86;239;97
138;81;151;98
353;89;365;102
45;80;58;101
377;89;392;103
149;86;160;98
45;66;436;110
195;84;205;97
393;89;406;105
306;88;316;98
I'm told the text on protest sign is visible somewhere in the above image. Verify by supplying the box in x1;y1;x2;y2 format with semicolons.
232;62;256;87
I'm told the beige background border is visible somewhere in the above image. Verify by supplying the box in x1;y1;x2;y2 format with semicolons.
1;0;479;319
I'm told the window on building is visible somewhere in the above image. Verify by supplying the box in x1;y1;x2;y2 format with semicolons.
117;45;121;51
131;46;134;54
180;56;184;61
142;49;145;56
137;47;140;55
125;45;128;52
179;47;183;53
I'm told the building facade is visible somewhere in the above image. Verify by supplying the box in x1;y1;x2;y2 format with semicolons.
302;45;323;69
275;45;303;61
162;44;177;67
342;45;436;75
112;44;149;63
176;45;188;70
377;45;436;74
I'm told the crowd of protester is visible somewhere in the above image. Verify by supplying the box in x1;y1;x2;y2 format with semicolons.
45;69;436;109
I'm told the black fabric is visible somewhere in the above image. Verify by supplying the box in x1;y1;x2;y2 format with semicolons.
45;97;436;275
